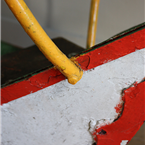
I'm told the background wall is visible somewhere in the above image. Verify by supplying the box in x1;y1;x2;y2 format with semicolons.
1;0;145;48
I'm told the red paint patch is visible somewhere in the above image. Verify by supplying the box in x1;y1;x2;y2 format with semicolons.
93;81;145;145
115;95;125;114
1;28;145;105
115;102;123;114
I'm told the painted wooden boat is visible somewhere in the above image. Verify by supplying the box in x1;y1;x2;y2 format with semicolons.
1;23;145;145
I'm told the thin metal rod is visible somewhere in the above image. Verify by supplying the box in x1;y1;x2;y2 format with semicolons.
86;0;100;49
5;0;83;85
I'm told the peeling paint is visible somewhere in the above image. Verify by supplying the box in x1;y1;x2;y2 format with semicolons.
2;48;145;144
1;24;145;145
93;81;145;145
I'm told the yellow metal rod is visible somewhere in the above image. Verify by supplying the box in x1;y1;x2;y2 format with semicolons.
86;0;100;49
5;0;83;85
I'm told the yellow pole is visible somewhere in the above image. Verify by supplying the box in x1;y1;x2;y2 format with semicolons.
86;0;100;49
5;0;83;85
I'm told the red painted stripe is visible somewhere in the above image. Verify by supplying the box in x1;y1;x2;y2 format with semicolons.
93;81;145;145
76;28;145;70
1;68;65;104
1;28;145;105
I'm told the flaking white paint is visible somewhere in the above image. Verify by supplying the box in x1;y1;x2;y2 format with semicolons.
2;49;145;145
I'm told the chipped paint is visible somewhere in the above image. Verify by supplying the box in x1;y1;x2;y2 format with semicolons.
2;48;145;145
1;24;145;144
93;81;145;145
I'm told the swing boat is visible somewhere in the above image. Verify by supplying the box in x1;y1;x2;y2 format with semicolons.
1;0;145;145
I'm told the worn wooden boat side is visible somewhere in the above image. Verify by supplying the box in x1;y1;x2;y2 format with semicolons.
1;23;145;145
